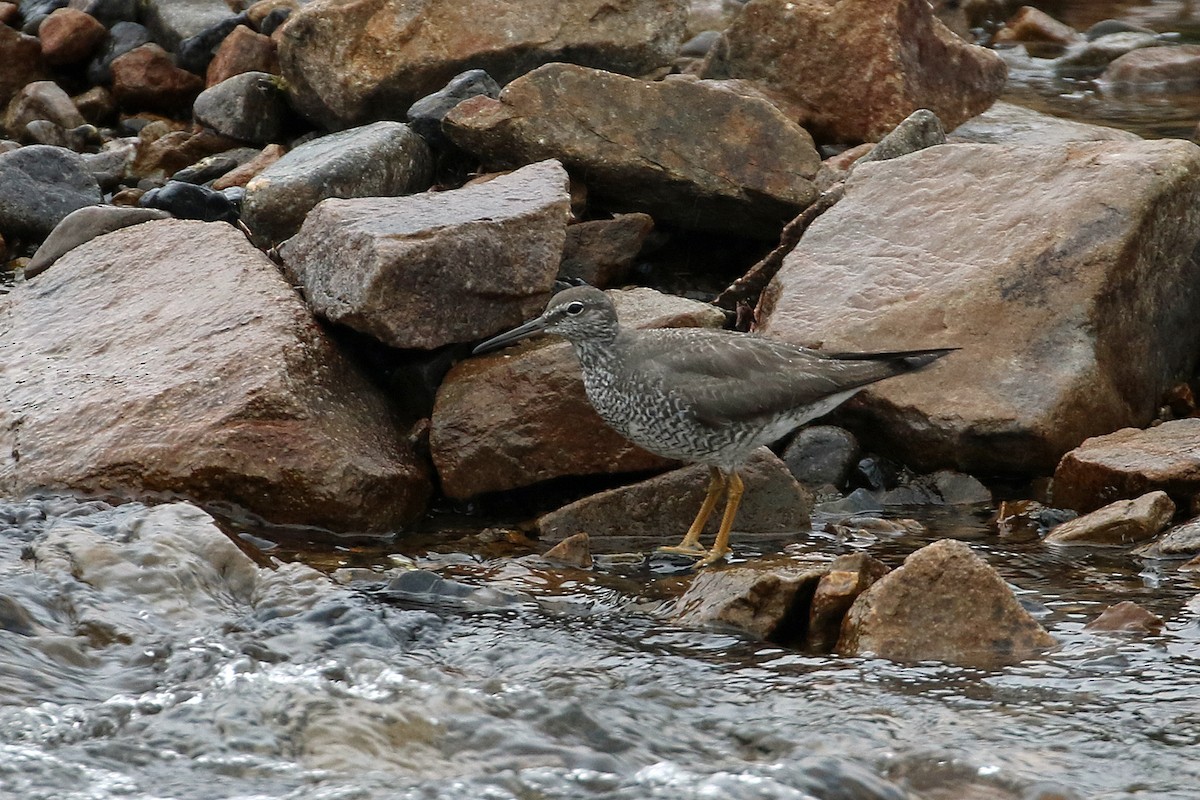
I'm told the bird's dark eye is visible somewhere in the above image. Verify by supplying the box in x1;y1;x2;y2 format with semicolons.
565;301;585;315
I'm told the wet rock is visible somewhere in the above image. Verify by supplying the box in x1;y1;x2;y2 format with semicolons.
993;6;1081;48
856;109;946;166
698;0;1006;143
241;121;432;248
212;142;284;190
140;181;238;223
1101;45;1200;90
279;160;570;350
1134;517;1200;558
838;539;1055;666
538;447;812;543
884;470;992;506
205;24;279;87
821;514;925;539
141;0;235;53
1044;491;1175;546
406;69;501;147
176;11;248;75
430;288;725;498
543;532;593;569
0;24;48;109
278;0;687;129
995;499;1075;541
3;81;86;140
110;43;206;115
1053;420;1200;513
757;140;1200;475
24;205;170;279
0;219;431;530
674;556;829;641
949;101;1141;145
782;425;860;489
0;144;102;241
558;213;654;288
806;552;889;652
129;126;242;183
1083;601;1163;634
193;71;290;145
445;64;820;238
38;7;107;66
1054;32;1161;77
86;21;152;86
814;488;885;516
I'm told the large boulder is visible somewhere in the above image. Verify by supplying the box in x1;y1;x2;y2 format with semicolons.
757;139;1200;475
278;0;687;129
698;0;1007;143
838;539;1056;666
278;160;571;350
430;288;726;499
0;219;430;532
445;64;820;237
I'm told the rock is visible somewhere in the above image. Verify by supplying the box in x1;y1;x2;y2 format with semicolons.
110;43;206;114
430;288;726;499
782;425;860;489
698;0;1007;143
17;0;66;31
538;447;812;543
1044;491;1175;546
278;0;687;129
814;487;885;516
857;109;946;165
193;71;290;145
72;86;116;126
37;7;107;66
0;219;431;531
0;2;16;25
884;470;992;506
170;147;260;184
1083;601;1163;634
838;539;1055;666
257;6;291;36
445;64;820;238
1054;32;1161;78
0;24;49;109
949;100;1142;145
211;142;284;190
205;24;279;87
993;6;1081;47
674;556;830;642
1053;420;1200;512
558;213;654;288
279;160;570;350
3;81;86;140
241;121;432;248
139;181;238;223
86;21;152;86
1101;45;1200;90
995;499;1075;541
79;138;136;190
757;140;1200;475
821;514;925;539
129;126;241;183
141;0;235;53
1181;556;1200;572
74;0;138;27
806;552;889;652
1134;517;1200;558
0;145;102;241
406;69;501;147
246;0;296;31
24;205;170;279
176;11;248;74
543;532;593;568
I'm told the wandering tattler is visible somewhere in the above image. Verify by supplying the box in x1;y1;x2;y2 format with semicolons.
475;286;954;566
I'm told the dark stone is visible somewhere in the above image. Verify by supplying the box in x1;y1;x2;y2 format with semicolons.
177;11;250;74
406;69;501;147
258;6;290;36
141;0;236;52
87;21;151;86
170;147;260;184
0;145;102;240
17;0;65;33
75;0;140;27
558;213;654;288
193;71;291;145
140;181;239;223
782;425;860;489
858;108;947;165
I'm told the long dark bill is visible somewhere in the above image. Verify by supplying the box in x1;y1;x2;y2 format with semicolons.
472;316;551;355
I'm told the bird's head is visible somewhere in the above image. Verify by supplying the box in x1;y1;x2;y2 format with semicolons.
473;285;619;354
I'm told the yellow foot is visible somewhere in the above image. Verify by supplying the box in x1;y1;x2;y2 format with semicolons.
656;543;707;557
694;548;730;568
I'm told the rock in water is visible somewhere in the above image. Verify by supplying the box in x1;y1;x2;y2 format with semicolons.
1045;491;1175;546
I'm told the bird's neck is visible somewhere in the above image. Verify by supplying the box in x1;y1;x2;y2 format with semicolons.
568;332;619;374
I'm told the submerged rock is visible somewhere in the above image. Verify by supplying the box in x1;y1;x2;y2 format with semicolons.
674;557;830;642
543;532;593;569
949;100;1142;146
838;539;1055;666
1101;45;1200;90
1045;491;1175;546
1083;601;1164;634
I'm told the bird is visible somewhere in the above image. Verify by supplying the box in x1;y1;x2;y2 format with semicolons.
474;285;954;567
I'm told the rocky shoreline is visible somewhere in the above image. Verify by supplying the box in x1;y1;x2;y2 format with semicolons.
2;0;1200;665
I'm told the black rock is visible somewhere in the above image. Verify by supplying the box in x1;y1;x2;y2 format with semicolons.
87;21;151;85
406;69;501;146
782;425;860;489
176;11;249;74
258;6;291;36
140;180;239;223
0;145;103;241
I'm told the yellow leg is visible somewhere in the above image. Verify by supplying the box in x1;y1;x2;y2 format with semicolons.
658;466;725;555
696;471;743;568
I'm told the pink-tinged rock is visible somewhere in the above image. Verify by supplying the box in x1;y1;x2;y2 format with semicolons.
993;6;1081;47
1101;45;1200;90
38;8;108;66
212;143;285;190
0;25;49;109
699;0;1007;143
0;219;430;532
543;532;593;569
206;24;279;86
110;43;205;114
1045;491;1175;546
1083;601;1163;634
806;552;889;652
3;80;85;140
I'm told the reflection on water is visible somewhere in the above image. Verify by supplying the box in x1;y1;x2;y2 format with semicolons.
1;496;1197;800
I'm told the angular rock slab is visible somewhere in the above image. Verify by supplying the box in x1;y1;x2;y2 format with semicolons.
278;0;687;129
1053;419;1200;512
279;160;571;350
444;63;820;238
698;0;1006;143
949;101;1142;146
537;447;812;543
430;288;727;499
758;140;1200;475
1045;491;1175;546
838;539;1055;666
0;219;430;532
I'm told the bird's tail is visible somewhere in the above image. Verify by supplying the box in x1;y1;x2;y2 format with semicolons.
823;347;959;369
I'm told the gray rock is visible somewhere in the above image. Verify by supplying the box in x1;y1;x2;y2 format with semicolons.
25;205;171;279
176;10;249;74
193;72;290;145
680;30;721;58
1045;491;1175;546
1054;32;1161;77
17;0;65;33
949;100;1142;145
74;0;140;27
857;108;946;165
278;160;570;350
79;138;137;190
140;0;236;52
406;69;501;147
170;147;261;185
558;213;654;288
0;144;102;240
242;121;433;247
781;425;860;489
884;470;992;506
86;21;151;85
1134;517;1200;558
814;487;885;516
